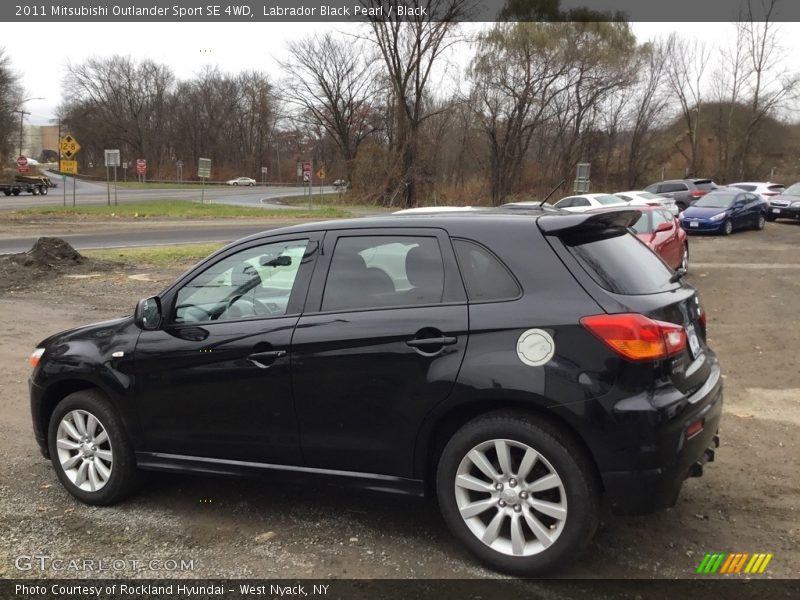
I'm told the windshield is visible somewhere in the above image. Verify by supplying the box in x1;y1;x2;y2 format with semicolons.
783;183;800;195
595;194;623;205
694;192;735;209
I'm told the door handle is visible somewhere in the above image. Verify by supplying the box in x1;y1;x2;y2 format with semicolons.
247;350;286;368
406;336;457;348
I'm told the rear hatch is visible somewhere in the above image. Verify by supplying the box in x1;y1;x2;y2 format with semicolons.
538;210;711;396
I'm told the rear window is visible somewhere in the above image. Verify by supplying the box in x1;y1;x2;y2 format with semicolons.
768;185;785;193
564;230;678;295
732;184;756;192
595;194;622;205
693;180;716;191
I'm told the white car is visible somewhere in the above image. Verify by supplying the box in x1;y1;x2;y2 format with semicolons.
226;177;256;186
729;181;785;202
552;193;627;212
614;190;679;216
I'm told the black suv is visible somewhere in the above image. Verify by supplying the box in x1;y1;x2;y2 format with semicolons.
645;179;717;211
29;209;722;575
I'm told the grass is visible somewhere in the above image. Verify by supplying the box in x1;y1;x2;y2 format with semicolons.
84;243;225;267
4;200;350;220
111;181;215;190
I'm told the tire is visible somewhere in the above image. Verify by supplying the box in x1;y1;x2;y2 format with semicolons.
436;412;599;576
680;243;689;272
755;213;765;230
40;185;48;196
47;389;139;505
12;189;20;196
233;182;239;186
31;186;39;196
721;220;733;236
249;182;254;186
2;190;10;196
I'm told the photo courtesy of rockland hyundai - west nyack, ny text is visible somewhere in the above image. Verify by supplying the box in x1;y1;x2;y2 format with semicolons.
0;1;798;599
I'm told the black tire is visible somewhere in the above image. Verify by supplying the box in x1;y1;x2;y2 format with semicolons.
40;185;48;196
2;190;10;196
233;182;239;186
31;186;39;196
721;220;733;236
755;213;766;230
12;189;20;196
680;243;689;272
47;389;139;505
436;412;599;576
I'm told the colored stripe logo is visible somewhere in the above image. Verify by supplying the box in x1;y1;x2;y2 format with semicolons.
696;552;773;574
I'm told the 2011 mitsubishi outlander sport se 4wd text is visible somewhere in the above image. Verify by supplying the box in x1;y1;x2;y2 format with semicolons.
29;208;722;575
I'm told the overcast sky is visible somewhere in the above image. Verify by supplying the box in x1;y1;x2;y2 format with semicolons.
4;21;800;125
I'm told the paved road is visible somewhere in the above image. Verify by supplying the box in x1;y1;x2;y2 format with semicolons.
0;172;336;211
0;223;289;255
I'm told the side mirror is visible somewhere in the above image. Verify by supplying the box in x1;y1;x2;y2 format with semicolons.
135;296;162;330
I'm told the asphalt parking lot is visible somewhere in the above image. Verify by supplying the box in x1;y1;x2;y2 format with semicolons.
0;221;798;580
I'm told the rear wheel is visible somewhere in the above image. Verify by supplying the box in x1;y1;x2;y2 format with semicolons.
39;185;48;196
721;220;733;236
47;389;139;505
31;186;39;196
436;413;599;575
2;190;10;196
680;244;689;272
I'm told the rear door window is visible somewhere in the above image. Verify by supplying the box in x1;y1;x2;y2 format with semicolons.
564;230;678;295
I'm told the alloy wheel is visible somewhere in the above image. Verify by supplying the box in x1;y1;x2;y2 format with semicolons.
55;409;113;492
454;439;567;557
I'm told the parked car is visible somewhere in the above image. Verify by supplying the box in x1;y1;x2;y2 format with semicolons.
679;189;766;234
765;182;800;222
226;177;256;186
644;179;717;211
627;206;688;271
614;190;679;216
552;193;626;212
729;181;784;203
29;209;721;575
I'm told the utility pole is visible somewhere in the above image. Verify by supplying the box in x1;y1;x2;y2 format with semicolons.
14;109;30;156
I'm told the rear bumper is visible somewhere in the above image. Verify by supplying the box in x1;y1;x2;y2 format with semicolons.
601;381;724;515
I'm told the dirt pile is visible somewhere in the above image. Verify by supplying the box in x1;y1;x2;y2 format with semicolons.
0;237;110;294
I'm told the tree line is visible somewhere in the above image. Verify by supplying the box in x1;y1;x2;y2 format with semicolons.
3;1;799;206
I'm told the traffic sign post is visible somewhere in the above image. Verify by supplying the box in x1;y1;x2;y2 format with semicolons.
104;150;121;206
316;168;326;202
198;158;212;204
176;160;184;183
261;166;268;186
302;161;313;208
16;156;28;174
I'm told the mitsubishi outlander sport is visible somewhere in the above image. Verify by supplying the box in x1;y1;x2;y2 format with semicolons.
29;208;722;575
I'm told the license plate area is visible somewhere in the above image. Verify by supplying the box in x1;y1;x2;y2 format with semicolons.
686;324;702;359
772;208;781;214
689;221;699;228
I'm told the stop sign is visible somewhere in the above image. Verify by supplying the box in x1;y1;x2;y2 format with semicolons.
16;155;28;173
136;159;146;175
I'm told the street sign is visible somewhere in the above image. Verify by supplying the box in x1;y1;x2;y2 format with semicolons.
61;160;77;174
261;166;268;174
136;159;147;175
316;168;326;179
176;160;184;167
60;135;81;159
16;155;28;173
573;162;591;193
104;149;121;167
198;157;212;178
302;172;311;183
122;161;128;169
296;161;303;178
303;161;312;175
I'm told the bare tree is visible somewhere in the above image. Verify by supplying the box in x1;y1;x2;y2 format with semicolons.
0;48;23;163
363;0;472;207
281;33;381;182
664;34;711;176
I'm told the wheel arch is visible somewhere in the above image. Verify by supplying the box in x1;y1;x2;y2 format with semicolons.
38;379;114;455
416;399;603;495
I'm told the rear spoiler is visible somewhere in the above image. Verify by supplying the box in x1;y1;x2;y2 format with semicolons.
537;208;641;235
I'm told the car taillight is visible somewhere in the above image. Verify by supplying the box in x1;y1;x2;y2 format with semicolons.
686;418;704;439
690;190;705;198
580;313;687;361
764;192;779;196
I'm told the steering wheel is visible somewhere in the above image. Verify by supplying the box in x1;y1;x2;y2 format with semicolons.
223;294;275;318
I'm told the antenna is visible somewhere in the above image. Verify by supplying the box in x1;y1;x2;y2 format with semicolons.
539;179;566;207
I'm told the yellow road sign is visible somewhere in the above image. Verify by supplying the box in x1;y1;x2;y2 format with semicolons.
316;169;326;179
61;160;78;174
60;135;81;159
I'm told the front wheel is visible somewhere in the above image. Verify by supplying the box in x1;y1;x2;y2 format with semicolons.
755;214;766;230
721;220;733;236
47;389;139;505
436;413;599;576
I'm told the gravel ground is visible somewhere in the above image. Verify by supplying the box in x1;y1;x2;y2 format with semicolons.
0;220;798;581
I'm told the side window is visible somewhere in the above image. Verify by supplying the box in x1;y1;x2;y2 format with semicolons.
644;184;658;193
173;239;309;324
321;236;444;312
660;183;687;193
555;197;574;208
573;197;590;207
453;239;521;302
652;210;671;228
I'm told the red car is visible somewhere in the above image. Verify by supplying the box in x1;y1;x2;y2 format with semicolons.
630;207;689;271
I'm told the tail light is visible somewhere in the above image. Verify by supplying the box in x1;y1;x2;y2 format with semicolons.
580;313;687;361
690;190;705;198
764;192;779;197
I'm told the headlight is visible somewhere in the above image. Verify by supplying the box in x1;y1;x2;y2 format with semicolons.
678;211;684;219
791;201;800;208
30;348;45;368
709;212;727;222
